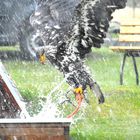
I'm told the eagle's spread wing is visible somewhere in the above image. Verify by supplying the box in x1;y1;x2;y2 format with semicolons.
30;0;127;104
68;0;127;58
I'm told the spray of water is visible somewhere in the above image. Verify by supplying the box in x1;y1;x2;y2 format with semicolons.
34;78;67;118
33;77;88;123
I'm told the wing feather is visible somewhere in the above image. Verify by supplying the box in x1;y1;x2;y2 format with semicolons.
31;0;127;58
68;0;127;58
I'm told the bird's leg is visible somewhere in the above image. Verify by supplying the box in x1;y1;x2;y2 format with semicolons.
74;87;84;104
67;86;84;118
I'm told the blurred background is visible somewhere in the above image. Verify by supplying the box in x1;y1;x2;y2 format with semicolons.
1;1;140;139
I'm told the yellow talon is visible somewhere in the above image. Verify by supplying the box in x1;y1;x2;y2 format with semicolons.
74;87;83;94
67;86;84;118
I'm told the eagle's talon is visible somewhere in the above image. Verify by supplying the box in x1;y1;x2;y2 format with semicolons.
66;87;84;118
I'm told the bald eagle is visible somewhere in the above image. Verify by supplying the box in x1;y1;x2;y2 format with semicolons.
30;0;127;105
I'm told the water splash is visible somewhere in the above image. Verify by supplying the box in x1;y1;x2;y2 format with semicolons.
34;78;67;118
33;77;88;123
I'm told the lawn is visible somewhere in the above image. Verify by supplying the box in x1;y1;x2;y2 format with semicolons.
2;47;140;140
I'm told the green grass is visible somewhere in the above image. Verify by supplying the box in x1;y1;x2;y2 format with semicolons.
2;47;140;139
0;45;20;51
